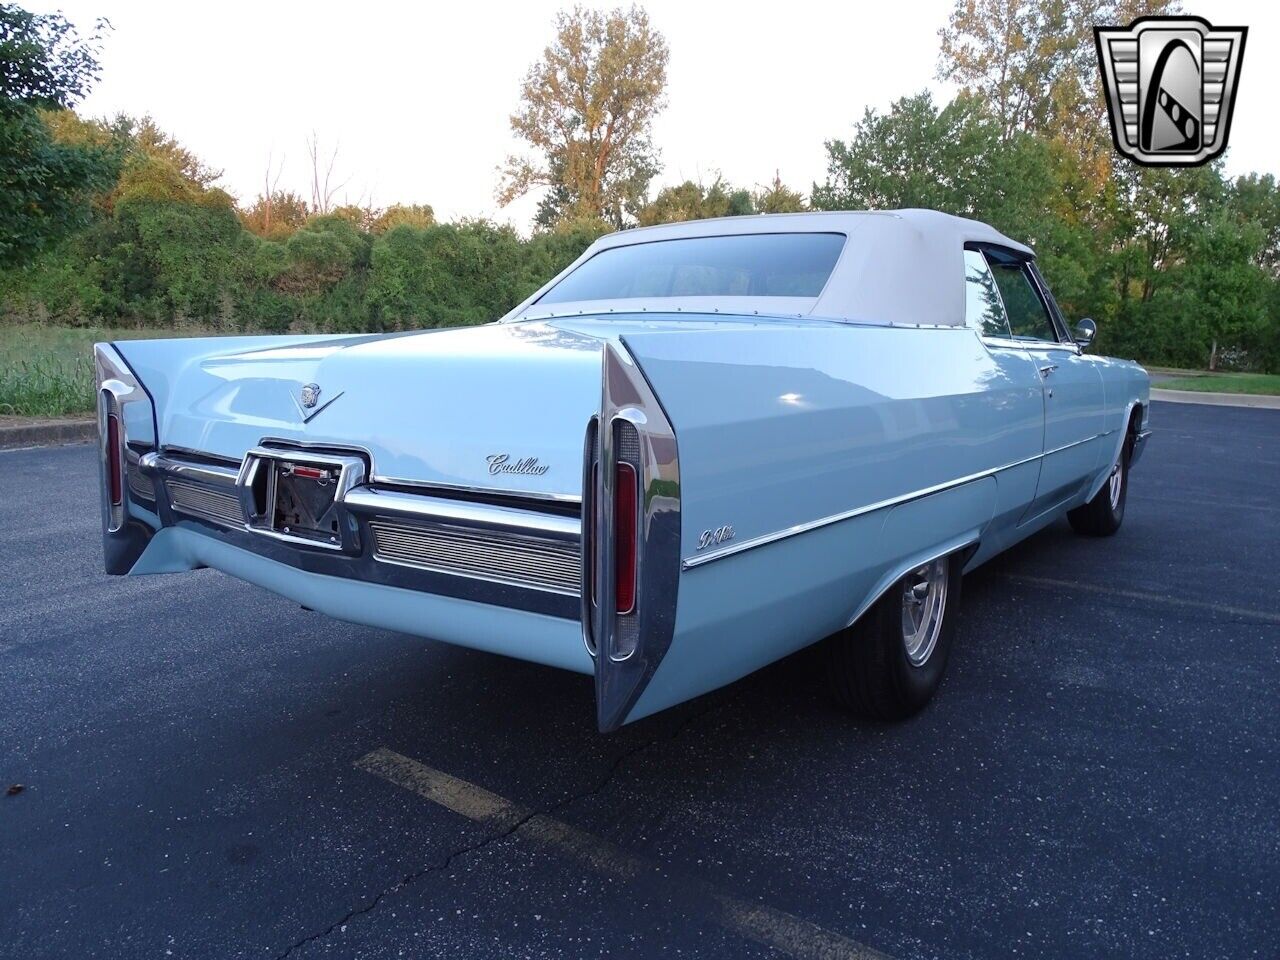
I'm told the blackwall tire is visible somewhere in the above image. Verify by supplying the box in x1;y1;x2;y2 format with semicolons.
1068;438;1129;537
826;553;962;720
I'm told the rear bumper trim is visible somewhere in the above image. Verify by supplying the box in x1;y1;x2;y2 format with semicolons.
139;447;582;619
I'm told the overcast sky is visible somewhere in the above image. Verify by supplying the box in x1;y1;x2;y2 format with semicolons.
47;0;1279;231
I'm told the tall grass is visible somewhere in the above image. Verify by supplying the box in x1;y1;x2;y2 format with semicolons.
0;324;236;419
0;354;97;416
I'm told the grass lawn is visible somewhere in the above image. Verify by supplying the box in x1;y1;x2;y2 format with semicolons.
1158;373;1280;396
0;325;228;418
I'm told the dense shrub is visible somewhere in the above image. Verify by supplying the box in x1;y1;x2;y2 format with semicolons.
366;220;597;330
0;199;604;334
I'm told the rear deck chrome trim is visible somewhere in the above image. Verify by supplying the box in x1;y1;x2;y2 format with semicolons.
144;452;239;487
344;487;580;540
367;474;582;505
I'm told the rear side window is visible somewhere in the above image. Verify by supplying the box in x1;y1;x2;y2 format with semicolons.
963;249;1013;338
985;254;1059;343
537;233;846;304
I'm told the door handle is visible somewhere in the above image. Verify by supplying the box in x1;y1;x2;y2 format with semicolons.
1039;363;1058;378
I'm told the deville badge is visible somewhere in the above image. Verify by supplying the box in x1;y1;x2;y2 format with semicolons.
1095;16;1247;167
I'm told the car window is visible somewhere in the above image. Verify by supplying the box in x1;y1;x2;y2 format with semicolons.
963;250;1013;338
986;257;1059;343
1030;262;1070;334
536;233;846;304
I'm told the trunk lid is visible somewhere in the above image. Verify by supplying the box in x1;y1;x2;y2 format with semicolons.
116;322;604;499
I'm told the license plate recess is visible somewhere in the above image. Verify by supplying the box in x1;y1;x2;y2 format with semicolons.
238;447;367;551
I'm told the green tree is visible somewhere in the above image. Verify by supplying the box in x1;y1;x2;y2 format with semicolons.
522;218;610;286
367;220;532;329
753;172;806;214
937;0;1179;149
499;5;668;228
276;214;369;295
371;203;436;234
811;90;1112;328
1229;174;1280;274
239;190;309;241
0;4;116;265
637;176;752;226
1140;213;1268;369
811;91;1054;238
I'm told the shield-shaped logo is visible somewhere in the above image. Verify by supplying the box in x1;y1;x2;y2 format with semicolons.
1096;16;1247;166
292;382;342;423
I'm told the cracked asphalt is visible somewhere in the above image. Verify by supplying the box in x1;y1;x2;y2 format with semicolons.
1;400;1277;959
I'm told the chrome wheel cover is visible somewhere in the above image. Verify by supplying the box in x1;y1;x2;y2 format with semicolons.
1108;458;1123;511
901;558;948;667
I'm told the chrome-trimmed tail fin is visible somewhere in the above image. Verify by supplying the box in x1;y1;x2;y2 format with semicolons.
585;340;681;731
94;343;158;574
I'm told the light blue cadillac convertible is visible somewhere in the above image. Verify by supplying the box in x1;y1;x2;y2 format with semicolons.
95;210;1150;730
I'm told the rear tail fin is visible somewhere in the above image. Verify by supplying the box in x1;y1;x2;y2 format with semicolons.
95;343;159;574
585;341;682;731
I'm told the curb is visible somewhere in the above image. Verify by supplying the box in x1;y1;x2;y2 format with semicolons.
0;418;96;451
1151;388;1280;410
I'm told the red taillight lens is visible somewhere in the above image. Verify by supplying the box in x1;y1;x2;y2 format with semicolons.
106;413;123;506
614;462;638;614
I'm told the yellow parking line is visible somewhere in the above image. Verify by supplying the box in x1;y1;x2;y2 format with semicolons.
1002;574;1280;624
356;747;891;960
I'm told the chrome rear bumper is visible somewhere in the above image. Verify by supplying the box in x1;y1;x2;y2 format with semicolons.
134;446;583;619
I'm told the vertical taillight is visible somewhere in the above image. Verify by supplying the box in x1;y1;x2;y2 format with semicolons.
106;413;123;506
584;413;645;665
614;462;638;614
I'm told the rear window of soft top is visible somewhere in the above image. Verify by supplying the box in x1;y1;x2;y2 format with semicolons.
536;232;846;304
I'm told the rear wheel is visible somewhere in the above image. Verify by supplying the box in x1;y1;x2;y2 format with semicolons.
1068;434;1130;537
826;553;962;720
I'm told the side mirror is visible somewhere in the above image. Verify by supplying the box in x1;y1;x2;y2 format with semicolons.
1074;318;1097;350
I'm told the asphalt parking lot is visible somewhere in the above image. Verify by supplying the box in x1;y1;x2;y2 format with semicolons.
1;400;1277;959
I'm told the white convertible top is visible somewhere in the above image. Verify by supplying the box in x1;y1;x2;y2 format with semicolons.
503;209;1034;328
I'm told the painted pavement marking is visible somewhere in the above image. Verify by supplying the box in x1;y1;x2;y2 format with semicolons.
356;747;892;960
1003;574;1280;624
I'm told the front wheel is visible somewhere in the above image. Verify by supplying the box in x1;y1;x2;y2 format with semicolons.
826;553;962;720
1068;439;1129;537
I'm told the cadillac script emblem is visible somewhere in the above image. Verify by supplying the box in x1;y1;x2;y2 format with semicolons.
299;383;322;409
485;454;550;476
1096;16;1247;167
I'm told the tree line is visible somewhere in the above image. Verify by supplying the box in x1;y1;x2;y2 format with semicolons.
1;1;1277;371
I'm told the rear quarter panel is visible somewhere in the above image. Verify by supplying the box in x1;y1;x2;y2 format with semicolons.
621;323;1045;721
